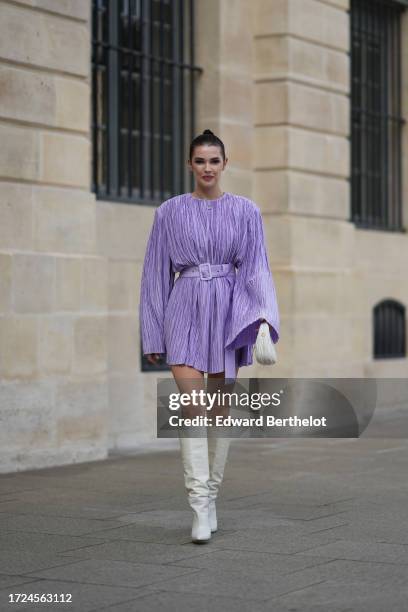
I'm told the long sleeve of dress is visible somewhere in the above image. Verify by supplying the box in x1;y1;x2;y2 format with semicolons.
225;205;280;354
139;207;175;355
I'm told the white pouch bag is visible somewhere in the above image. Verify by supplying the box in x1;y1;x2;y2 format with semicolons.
254;321;277;365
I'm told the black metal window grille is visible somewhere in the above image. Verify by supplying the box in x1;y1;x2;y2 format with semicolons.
350;0;406;231
373;299;406;358
92;0;202;205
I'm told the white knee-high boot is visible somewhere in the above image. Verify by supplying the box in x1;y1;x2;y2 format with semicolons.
178;431;211;543
207;428;231;533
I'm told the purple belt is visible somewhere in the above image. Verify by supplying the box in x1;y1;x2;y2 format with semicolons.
179;262;235;281
178;262;237;381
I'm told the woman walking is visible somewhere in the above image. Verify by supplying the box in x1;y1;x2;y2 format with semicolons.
140;130;280;543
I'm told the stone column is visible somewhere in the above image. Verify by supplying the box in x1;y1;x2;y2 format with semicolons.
253;0;356;376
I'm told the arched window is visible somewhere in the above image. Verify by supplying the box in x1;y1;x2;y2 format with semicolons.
373;299;406;358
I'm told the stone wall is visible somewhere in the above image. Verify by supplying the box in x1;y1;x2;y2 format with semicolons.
0;0;109;472
252;0;408;378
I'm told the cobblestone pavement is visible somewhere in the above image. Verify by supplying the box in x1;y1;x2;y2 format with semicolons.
1;437;408;611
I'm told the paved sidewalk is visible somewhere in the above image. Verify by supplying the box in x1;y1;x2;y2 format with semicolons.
1;437;408;611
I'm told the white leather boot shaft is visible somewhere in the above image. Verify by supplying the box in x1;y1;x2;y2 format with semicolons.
179;432;211;543
207;431;231;533
208;498;217;533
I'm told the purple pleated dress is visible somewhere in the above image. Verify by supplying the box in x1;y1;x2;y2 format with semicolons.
139;192;280;377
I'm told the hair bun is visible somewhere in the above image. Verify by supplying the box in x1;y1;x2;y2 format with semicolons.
189;129;225;162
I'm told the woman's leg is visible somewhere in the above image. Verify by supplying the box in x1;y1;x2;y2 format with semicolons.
170;364;211;543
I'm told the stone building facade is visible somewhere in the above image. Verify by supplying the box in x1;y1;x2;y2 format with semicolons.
0;0;407;473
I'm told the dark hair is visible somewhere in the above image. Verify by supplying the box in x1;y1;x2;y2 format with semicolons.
189;129;226;162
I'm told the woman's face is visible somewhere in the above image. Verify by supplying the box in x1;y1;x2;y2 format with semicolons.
188;144;227;190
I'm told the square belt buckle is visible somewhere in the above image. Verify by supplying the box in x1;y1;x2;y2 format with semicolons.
198;262;212;280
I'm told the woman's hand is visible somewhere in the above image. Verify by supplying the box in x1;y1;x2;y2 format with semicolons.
146;353;163;365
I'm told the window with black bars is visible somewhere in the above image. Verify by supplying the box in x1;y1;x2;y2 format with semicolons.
350;0;406;231
373;299;406;358
91;0;202;205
